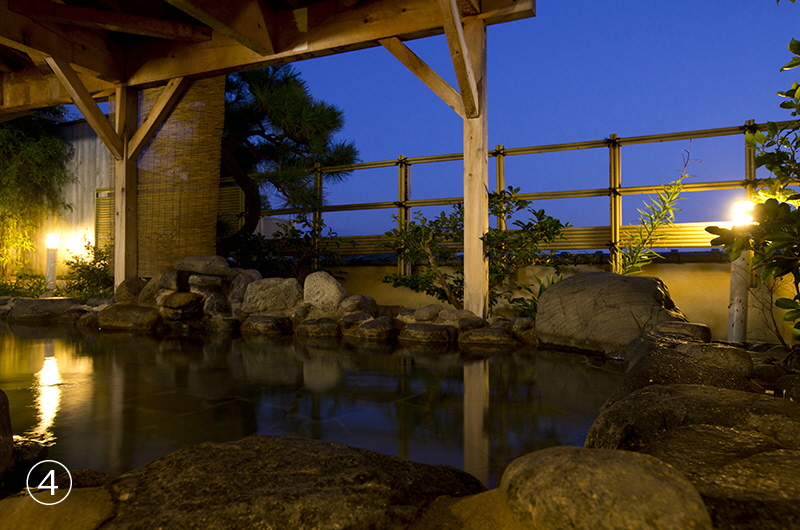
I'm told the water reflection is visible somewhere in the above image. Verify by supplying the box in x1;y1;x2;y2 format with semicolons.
0;326;625;488
25;342;61;444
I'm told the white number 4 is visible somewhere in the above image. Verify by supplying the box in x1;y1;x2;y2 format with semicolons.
37;469;59;495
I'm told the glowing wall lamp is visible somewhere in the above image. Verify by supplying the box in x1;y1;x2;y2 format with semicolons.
45;233;59;291
728;200;754;342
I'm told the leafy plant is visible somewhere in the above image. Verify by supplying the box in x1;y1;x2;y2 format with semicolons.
616;155;691;275
57;242;115;299
0;270;48;298
0;108;74;276
382;186;575;310
504;273;564;318
227;217;351;282
706;38;800;340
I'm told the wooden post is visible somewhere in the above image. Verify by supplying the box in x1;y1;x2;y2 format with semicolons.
608;133;622;274
495;144;506;231
462;19;488;317
397;155;411;276
114;85;138;284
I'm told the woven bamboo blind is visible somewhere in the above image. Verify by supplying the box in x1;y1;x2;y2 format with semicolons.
136;76;225;277
94;188;114;251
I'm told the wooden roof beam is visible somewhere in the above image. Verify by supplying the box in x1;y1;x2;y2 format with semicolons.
164;0;276;56
45;56;123;160
9;0;212;42
379;37;465;118
437;0;479;118
0;1;123;82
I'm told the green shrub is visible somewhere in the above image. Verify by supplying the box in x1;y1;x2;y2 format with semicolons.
58;243;114;299
0;269;48;298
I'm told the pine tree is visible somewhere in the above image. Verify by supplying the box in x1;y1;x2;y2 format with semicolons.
217;65;358;255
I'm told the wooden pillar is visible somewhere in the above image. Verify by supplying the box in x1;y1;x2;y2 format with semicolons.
114;86;139;284
608;134;622;274
462;19;488;317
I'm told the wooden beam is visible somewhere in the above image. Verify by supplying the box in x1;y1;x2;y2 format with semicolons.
0;2;123;82
9;0;212;42
379;37;465;118
461;18;488;317
164;0;276;56
128;77;191;159
437;0;479;118
45;56;123;160
0;67;116;113
114;85;139;284
126;0;533;87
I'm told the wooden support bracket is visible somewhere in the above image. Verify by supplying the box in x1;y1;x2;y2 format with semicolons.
45;56;123;160
437;0;480;118
379;37;465;118
128;77;191;160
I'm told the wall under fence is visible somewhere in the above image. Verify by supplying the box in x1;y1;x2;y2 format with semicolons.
330;256;792;345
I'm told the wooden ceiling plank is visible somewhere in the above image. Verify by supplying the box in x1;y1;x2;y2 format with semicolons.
164;0;276;56
0;2;123;82
379;37;465;118
0;0;533;110
437;0;479;118
45;56;123;159
9;0;212;42
128;77;191;160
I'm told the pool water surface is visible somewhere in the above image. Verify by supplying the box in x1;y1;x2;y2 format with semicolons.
0;322;625;488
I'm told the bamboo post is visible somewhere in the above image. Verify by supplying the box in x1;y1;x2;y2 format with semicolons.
728;120;757;342
608;133;622;274
312;162;323;271
495;144;506;231
397;156;412;275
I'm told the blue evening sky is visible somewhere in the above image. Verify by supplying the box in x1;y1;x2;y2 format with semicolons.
292;1;800;235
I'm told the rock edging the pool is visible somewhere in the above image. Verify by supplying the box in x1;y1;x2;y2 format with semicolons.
0;255;711;357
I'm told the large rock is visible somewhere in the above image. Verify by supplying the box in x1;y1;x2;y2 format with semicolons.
227;269;262;307
7;298;83;323
104;435;485;529
242;278;303;313
585;384;800;451
304;271;347;312
536;272;687;355
97;305;162;331
0;388;12;485
295;318;342;339
174;255;230;276
499;446;712;529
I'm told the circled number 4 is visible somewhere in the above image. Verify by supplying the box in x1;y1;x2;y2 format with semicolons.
37;469;59;495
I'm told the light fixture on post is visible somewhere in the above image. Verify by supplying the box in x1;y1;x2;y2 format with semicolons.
45;233;59;291
728;200;754;342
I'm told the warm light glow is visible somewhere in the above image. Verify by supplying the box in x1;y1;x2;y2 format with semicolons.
25;351;62;445
45;233;60;250
732;200;754;226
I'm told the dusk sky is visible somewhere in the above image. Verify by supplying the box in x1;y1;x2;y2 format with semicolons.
291;1;800;236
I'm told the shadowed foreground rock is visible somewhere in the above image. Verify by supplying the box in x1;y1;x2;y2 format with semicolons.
103;435;485;529
499;446;712;529
586;384;800;530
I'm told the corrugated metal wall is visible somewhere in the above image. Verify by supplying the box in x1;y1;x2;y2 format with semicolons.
32;120;113;275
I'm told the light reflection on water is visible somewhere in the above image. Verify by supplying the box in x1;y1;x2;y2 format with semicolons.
0;322;625;488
